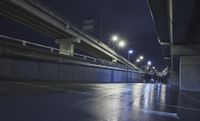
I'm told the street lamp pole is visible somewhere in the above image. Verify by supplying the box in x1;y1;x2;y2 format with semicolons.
110;35;119;51
127;50;133;83
127;54;129;83
128;52;130;61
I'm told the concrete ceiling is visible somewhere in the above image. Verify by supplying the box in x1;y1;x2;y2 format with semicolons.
148;0;200;67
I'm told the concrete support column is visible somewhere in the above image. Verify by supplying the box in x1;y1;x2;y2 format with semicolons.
180;56;200;92
169;45;200;89
112;58;117;63
169;70;179;88
59;40;74;56
56;38;80;56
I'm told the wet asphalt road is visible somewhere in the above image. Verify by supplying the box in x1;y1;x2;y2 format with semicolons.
0;80;199;121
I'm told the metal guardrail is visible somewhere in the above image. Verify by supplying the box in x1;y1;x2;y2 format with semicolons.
0;34;127;68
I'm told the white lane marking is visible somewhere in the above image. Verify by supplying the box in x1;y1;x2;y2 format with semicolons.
10;81;135;98
154;103;200;112
180;92;200;103
10;81;89;95
140;109;179;119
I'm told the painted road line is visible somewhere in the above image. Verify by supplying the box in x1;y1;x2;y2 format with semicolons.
154;103;200;112
180;92;200;103
10;81;91;95
140;108;180;119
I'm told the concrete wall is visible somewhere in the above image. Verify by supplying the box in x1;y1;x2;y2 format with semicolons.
0;57;143;83
180;56;200;92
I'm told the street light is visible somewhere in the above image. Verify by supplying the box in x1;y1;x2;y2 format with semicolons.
147;61;152;66
110;35;128;50
118;40;126;48
110;35;120;50
127;49;134;61
136;59;140;63
127;49;133;83
139;56;144;60
128;50;133;54
111;35;119;42
152;66;155;69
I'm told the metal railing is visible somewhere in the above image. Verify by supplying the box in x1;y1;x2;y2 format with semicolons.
0;34;126;68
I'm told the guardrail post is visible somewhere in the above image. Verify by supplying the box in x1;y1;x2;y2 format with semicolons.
83;56;86;60
51;48;54;52
22;41;26;46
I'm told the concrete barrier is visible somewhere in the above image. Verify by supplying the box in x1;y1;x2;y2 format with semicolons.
0;57;12;77
11;59;39;80
0;56;143;83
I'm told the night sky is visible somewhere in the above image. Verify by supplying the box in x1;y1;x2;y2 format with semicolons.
0;0;166;71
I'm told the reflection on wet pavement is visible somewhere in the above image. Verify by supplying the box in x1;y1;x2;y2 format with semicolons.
0;81;199;121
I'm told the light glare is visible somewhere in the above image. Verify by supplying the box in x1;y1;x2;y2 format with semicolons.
118;40;126;48
136;59;140;63
128;50;133;54
147;61;152;66
139;56;144;60
112;35;118;42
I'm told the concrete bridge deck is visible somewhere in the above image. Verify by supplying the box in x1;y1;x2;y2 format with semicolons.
0;80;199;121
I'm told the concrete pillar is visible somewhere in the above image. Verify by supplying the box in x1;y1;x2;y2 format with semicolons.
180;56;200;92
170;45;200;90
169;71;179;88
56;38;80;56
112;58;117;62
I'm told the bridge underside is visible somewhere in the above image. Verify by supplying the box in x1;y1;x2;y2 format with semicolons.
148;0;200;92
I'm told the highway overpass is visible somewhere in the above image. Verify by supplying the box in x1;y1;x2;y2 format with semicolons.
0;0;139;69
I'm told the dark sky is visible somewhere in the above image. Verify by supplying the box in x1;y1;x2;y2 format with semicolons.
0;0;166;71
